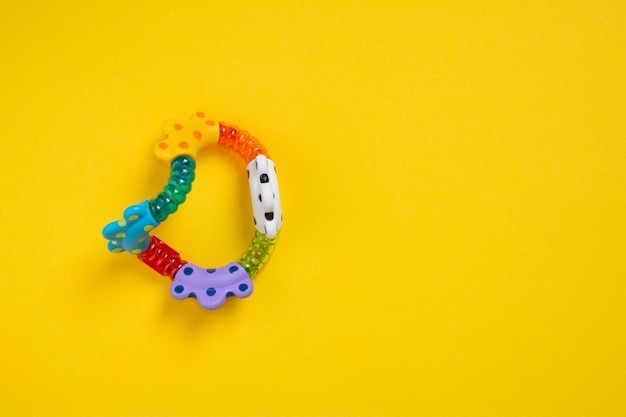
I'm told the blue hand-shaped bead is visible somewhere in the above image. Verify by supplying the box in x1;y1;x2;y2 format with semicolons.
170;262;254;310
102;201;160;254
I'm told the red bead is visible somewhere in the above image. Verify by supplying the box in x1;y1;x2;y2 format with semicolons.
137;236;186;280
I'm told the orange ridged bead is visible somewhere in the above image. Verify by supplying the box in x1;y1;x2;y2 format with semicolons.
218;122;270;163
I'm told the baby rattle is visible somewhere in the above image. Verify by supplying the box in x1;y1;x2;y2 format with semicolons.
102;112;282;310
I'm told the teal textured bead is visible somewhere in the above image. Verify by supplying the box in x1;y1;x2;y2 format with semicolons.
172;155;195;170
165;184;186;204
175;166;195;181
169;176;192;193
148;155;196;222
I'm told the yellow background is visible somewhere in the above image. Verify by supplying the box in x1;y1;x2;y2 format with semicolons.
0;1;624;416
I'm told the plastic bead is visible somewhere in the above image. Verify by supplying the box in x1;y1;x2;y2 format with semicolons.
154;112;220;163
218;123;269;163
102;112;281;311
137;235;187;279
170;262;254;309
238;231;278;278
148;155;196;222
102;201;160;254
247;154;282;239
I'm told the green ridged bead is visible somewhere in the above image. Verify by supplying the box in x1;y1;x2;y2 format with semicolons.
172;157;195;180
168;176;192;193
149;156;196;222
165;184;187;204
172;155;195;170
238;231;279;278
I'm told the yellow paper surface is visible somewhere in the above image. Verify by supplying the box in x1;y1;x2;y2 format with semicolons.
0;1;624;416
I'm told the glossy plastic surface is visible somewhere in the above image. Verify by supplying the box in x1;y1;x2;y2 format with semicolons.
170;262;254;310
218;122;270;163
102;114;281;311
247;154;282;238
137;235;187;279
238;230;279;278
154;112;220;163
148;155;196;222
102;200;160;254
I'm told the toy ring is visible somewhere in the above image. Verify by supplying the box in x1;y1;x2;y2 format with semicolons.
102;112;282;310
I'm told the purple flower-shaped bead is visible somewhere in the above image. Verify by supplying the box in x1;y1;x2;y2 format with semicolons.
170;262;253;310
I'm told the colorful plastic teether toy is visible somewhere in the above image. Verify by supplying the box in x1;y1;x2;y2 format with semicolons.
102;112;282;310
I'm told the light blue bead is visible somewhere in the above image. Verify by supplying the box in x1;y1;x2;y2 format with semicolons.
102;200;160;254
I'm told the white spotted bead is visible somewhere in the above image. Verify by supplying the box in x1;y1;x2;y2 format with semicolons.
247;154;282;238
